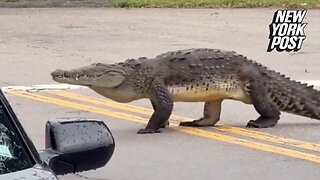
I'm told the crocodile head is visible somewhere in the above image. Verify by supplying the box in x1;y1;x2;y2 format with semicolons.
51;63;126;88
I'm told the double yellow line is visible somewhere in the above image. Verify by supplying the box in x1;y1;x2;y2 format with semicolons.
7;90;320;163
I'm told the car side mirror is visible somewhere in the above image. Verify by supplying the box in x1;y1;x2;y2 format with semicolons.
39;118;115;175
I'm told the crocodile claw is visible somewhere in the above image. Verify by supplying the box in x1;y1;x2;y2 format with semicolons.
179;121;202;127
246;120;260;128
246;117;279;128
137;128;161;134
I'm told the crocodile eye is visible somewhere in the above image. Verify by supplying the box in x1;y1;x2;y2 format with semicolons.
93;63;105;66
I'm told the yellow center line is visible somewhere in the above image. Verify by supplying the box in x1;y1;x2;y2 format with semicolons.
216;126;320;152
174;126;320;163
6;89;320;163
8;90;147;124
51;90;320;153
49;90;185;121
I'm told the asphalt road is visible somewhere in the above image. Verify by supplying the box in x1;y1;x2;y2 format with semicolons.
0;8;320;180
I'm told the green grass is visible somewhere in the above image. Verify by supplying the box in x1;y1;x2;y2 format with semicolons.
0;0;20;2
112;0;320;8
0;0;318;8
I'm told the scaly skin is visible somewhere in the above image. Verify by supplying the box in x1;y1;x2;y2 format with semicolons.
51;48;320;134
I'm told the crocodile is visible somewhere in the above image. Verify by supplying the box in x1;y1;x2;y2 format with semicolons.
51;48;320;134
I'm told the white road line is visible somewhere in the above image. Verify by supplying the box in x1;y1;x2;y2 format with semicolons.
1;84;86;92
1;80;320;92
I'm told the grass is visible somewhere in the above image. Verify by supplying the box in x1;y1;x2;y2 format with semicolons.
0;0;318;8
0;0;20;2
111;0;320;8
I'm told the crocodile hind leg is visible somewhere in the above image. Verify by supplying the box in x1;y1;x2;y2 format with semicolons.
241;66;281;128
137;80;173;134
179;100;222;127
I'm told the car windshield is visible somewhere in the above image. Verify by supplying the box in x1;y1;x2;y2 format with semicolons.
0;105;33;174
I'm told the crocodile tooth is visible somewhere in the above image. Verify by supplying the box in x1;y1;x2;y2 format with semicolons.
190;63;196;67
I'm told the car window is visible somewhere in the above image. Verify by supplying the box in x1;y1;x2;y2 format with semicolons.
0;105;33;174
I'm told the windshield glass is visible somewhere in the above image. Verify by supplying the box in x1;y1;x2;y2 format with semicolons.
0;105;33;174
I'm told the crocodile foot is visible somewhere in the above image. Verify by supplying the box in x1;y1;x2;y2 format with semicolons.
246;116;279;128
137;128;161;134
179;118;217;127
179;121;203;127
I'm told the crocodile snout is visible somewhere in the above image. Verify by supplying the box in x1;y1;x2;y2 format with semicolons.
51;69;65;77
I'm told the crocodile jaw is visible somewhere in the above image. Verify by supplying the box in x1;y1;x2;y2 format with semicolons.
51;63;126;87
51;69;97;86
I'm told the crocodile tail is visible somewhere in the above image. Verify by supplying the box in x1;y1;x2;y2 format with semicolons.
258;64;320;120
278;81;320;120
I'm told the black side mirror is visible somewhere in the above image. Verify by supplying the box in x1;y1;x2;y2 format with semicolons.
39;118;115;175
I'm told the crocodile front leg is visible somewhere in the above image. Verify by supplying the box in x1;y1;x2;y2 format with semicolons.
137;80;173;134
179;100;222;127
150;100;170;128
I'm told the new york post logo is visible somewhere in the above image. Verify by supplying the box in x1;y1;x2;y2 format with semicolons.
267;10;307;52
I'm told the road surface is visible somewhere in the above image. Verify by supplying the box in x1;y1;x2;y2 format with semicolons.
0;8;320;180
